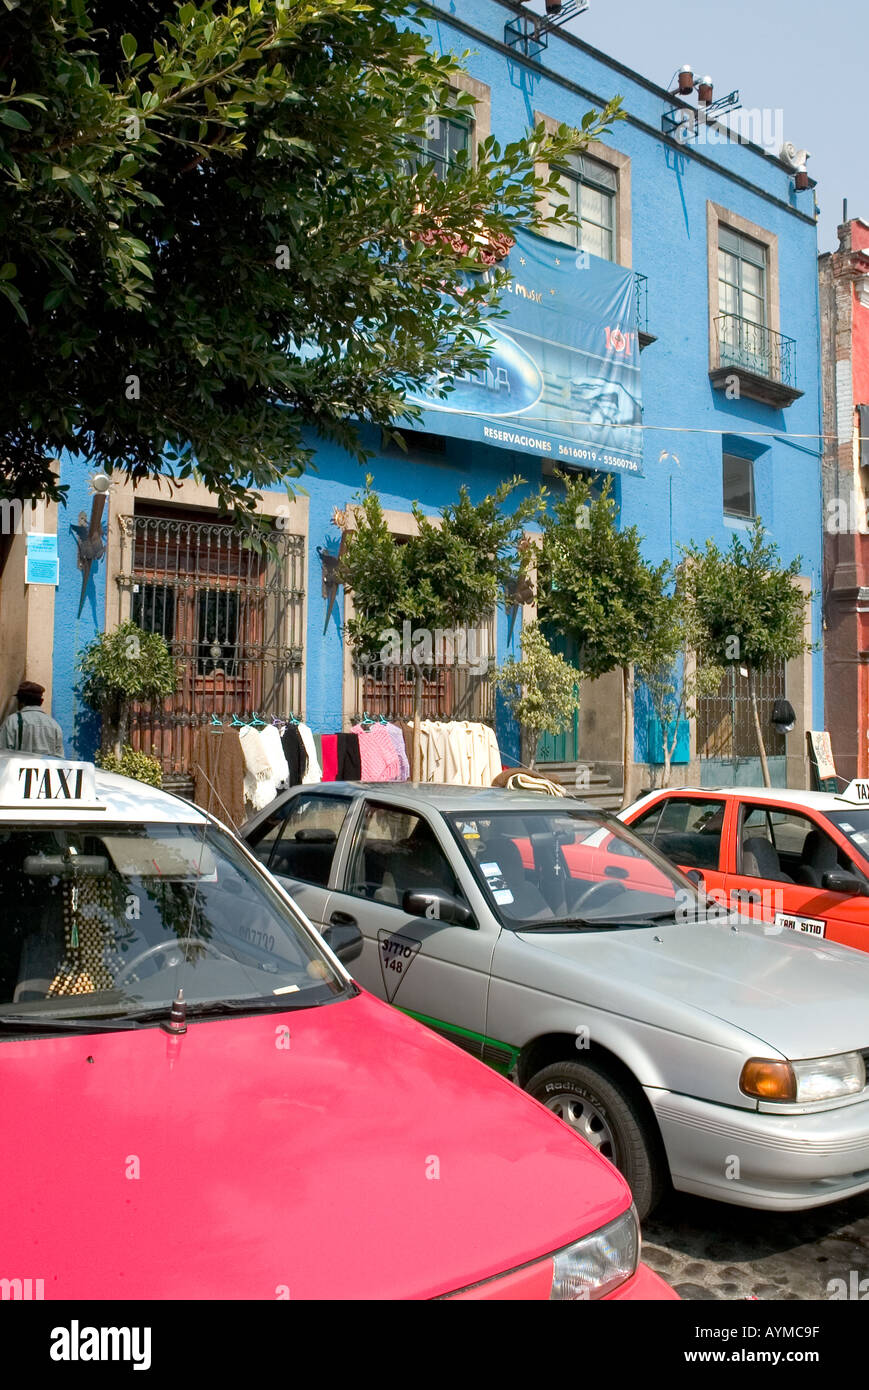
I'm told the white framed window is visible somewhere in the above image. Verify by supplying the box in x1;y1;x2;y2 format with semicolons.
552;153;618;261
419;111;472;179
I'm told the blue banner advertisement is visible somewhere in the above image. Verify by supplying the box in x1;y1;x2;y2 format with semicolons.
406;229;643;476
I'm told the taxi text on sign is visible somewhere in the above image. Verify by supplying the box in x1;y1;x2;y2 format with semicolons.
839;779;869;804
0;758;98;806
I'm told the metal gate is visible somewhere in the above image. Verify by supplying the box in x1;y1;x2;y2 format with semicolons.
120;513;305;779
696;661;787;786
352;620;496;723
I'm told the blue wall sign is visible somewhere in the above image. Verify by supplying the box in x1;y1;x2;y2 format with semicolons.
406;229;644;476
25;531;59;586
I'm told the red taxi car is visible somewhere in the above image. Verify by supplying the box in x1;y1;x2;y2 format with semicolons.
620;782;869;952
0;753;674;1301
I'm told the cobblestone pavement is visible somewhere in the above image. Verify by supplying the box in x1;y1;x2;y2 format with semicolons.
641;1190;869;1300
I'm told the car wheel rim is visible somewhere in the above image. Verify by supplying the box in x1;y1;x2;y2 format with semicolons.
544;1092;616;1159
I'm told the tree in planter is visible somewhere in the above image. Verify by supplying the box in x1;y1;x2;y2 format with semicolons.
634;580;724;789
0;0;621;518
538;473;670;803
79;621;177;757
337;476;542;774
494;622;581;771
679;520;813;788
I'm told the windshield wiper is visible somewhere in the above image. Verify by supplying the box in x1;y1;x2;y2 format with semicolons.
122;993;346;1024
0;1013;144;1033
517;918;623;933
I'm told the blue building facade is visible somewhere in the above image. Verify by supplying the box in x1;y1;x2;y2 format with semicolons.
35;0;823;795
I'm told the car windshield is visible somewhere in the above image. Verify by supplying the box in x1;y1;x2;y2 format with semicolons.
448;807;704;930
826;809;869;865
0;821;350;1025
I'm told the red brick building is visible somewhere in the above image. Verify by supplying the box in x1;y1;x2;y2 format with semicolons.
820;217;869;780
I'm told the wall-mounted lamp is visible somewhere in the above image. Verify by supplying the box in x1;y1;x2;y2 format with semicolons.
318;546;342;635
697;76;714;103
677;65;695;94
771;698;797;735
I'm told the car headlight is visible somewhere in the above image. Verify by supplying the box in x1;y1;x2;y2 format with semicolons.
550;1205;639;1300
741;1052;866;1103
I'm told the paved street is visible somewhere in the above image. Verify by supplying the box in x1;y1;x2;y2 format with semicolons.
642;1190;869;1300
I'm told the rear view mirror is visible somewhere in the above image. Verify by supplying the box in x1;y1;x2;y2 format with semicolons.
822;869;869;897
402;889;475;928
23;854;108;877
294;828;337;844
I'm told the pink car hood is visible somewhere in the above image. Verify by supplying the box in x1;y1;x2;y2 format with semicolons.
1;991;629;1299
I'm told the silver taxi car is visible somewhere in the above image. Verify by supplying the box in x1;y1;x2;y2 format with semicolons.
244;782;869;1219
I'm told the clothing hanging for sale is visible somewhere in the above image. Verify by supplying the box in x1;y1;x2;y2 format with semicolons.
320;733;338;782
298;722;322;783
239;725;278;811
384;721;410;780
280;721;307;786
351;721;404;781
411;720;502;787
337;732;362;780
191;724;246;831
260;724;289;792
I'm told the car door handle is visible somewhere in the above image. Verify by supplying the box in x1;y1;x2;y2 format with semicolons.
329;910;357;927
604;866;629;880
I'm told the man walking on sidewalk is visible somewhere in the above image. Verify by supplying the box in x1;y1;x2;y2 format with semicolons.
0;681;64;755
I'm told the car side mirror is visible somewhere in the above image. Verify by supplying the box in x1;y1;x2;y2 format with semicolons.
322;921;364;964
821;869;869;897
685;869;706;890
402;889;475;928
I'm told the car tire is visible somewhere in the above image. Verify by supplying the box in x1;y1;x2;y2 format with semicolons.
526;1060;667;1220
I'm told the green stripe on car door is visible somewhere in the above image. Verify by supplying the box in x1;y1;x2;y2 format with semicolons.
399;1007;520;1075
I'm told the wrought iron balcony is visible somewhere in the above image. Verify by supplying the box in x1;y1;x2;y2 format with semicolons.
634;272;655;349
710;313;803;407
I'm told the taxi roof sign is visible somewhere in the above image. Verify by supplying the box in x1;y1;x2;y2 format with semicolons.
0;757;102;809
836;778;869;805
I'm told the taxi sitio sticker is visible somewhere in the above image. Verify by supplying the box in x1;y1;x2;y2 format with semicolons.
773;910;826;938
377;928;421;1002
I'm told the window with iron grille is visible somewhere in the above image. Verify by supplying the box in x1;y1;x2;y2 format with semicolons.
121;510;305;780
696;662;786;762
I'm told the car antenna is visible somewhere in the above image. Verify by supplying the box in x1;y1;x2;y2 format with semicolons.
162;987;187;1035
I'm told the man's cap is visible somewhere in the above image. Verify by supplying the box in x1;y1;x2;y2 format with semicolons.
16;680;45;702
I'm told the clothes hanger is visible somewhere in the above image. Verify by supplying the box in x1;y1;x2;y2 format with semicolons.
209;713;223;730
231;712;246;727
250;712;266;728
361;711;375;728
